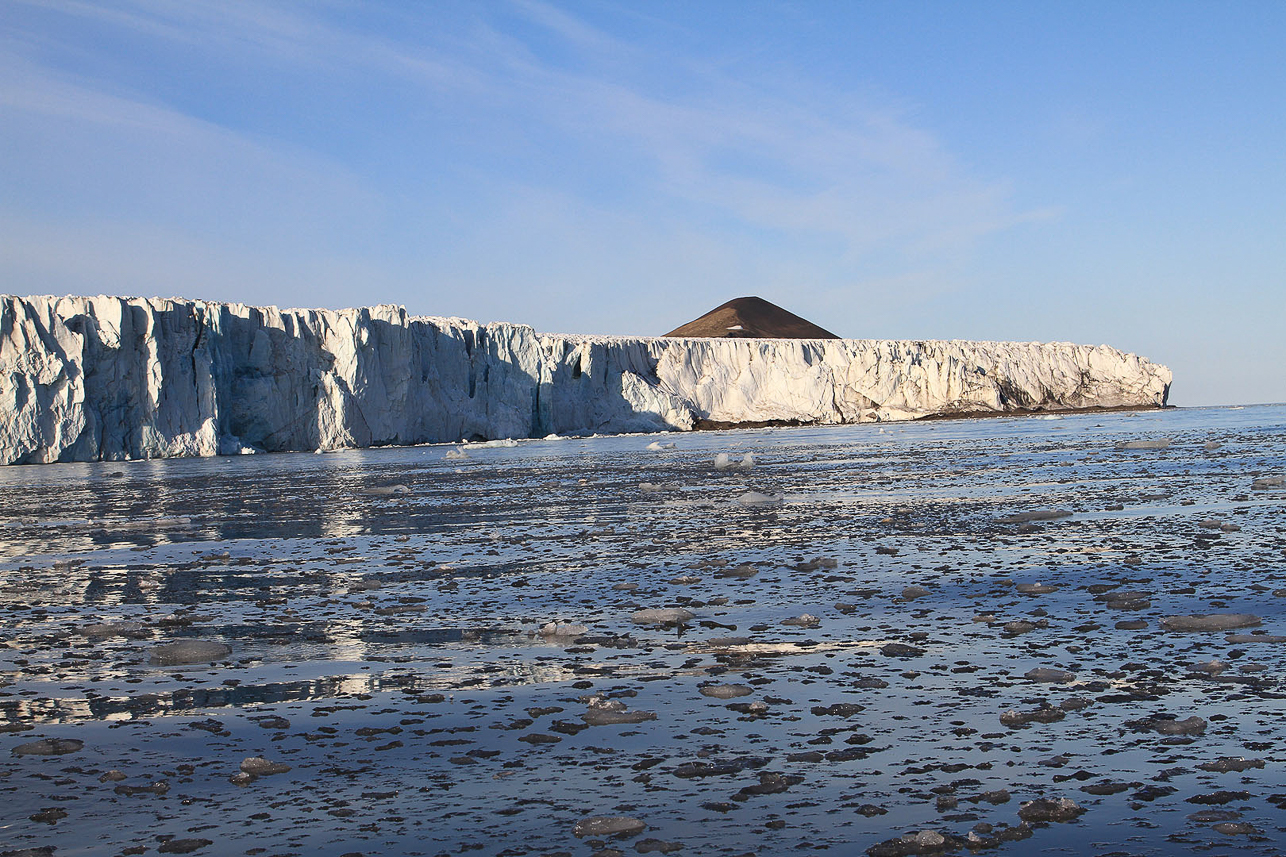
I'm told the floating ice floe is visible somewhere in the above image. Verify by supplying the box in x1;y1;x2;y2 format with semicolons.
466;438;520;448
1198;757;1265;773
240;756;291;776
698;683;753;699
538;621;588;638
996;509;1072;524
1018;797;1085;822
1116;438;1171;450
630;608;694;626
13;738;83;756
572;816;646;838
646;441;676;451
581;695;657;725
78;621;149;639
149;640;232;665
638;481;680;494
363;484;410;496
1129;714;1206;735
1160;613;1260;632
1015;582;1060;595
714;452;754;471
715;564;757;579
735;491;781;507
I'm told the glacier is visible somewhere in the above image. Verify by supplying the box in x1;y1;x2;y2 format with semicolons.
0;295;1172;465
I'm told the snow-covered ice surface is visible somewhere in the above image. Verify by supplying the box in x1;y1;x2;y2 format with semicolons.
0;295;1172;464
1;405;1284;856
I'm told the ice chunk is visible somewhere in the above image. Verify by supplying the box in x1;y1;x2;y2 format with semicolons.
444;447;470;460
1160;613;1260;632
1001;707;1066;727
538;621;588;637
735;491;781;507
13;738;83;756
646;441;676;451
78;621;149;639
149;640;232;665
699;683;753;699
631;608;694;625
1015;582;1060;594
573;816;646;838
1018;797;1085;822
468;438;520;448
1116;438;1171;450
581;695;658;726
1131;714;1206;735
639;481;680;494
714;452;755;471
363;484;410;495
996;509;1072;524
240;756;291;776
1198;757;1265;773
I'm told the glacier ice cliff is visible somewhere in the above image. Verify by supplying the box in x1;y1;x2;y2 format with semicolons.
1;295;1172;465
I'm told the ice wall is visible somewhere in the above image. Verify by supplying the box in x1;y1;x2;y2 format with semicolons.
0;295;1172;464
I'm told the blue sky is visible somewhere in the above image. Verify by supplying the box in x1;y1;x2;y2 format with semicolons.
2;1;1283;406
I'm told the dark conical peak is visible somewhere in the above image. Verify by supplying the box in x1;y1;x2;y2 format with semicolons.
663;296;839;339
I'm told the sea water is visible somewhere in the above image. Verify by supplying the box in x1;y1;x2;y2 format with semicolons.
0;405;1283;855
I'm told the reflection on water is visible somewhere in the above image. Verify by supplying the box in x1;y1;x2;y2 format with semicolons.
0;657;585;727
1;406;1285;856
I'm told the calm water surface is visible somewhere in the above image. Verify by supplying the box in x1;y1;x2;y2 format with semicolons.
1;405;1284;856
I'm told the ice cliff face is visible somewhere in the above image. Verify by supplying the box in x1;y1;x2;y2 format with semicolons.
1;295;1172;465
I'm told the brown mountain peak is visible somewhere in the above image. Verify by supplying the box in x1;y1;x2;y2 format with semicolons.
663;296;839;339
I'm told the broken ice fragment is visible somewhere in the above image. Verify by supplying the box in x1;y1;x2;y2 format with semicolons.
631;608;694;626
148;640;232;665
573;816;646;838
1159;614;1260;632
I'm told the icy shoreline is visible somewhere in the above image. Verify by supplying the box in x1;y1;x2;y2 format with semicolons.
1;295;1172;464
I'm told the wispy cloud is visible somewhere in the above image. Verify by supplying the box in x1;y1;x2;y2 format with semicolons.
425;4;1033;271
509;0;626;56
1;0;1039;331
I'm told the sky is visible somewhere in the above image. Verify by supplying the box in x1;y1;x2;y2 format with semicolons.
2;1;1283;406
